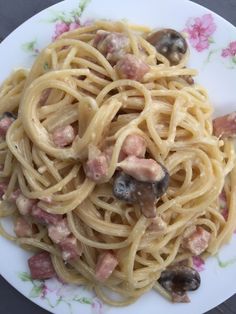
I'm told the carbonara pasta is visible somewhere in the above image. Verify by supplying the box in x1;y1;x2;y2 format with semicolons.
0;20;235;305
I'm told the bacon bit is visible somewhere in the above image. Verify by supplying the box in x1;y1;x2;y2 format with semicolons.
9;189;21;202
0;182;7;198
39;196;53;204
28;252;56;280
59;235;82;261
39;89;51;105
147;216;167;232
95;252;118;282
48;219;71;244
192;256;205;272
93;30;130;64
84;155;108;182
116;54;149;81
32;205;62;225
0;114;15;137
121;134;146;158
103;145;126;163
52;125;75;147
16;194;36;215
118;156;165;182
172;292;190;303
219;190;228;221
213;111;236;138
182;226;211;256
14;217;33;237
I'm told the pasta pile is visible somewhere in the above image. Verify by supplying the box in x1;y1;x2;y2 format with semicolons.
0;20;235;306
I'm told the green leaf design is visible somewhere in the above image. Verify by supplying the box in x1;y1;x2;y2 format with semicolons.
29;285;43;298
208;37;215;44
22;40;37;53
44;62;50;71
73;296;92;304
232;56;236;64
216;254;236;268
48;0;91;23
18;272;32;282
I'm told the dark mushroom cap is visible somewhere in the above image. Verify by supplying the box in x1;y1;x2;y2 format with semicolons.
113;171;137;203
112;164;169;217
146;28;188;65
2;112;17;119
158;265;201;294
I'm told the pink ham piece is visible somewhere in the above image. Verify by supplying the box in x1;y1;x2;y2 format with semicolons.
93;30;130;64
28;251;56;280
116;54;149;81
84;155;108;182
48;219;71;244
52;125;75;148
147;216;167;232
59;235;83;261
14;217;33;237
9;189;21;202
0;114;15;137
172;292;190;303
118;156;165;182
32;205;62;225
95;251;118;282
121;134;146;158
182;226;211;256
213;111;236;138
16;194;36;215
0;182;7;198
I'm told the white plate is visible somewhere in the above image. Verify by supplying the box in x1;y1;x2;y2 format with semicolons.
0;0;236;313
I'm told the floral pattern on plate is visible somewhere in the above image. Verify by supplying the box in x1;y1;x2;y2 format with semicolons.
183;14;216;52
18;272;104;314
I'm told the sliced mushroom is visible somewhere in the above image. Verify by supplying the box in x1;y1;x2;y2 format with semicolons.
2;112;17;119
112;171;137;203
112;166;169;218
146;29;188;65
158;265;201;295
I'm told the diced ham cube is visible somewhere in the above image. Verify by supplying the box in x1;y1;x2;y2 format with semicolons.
84;155;108;182
121;134;146;158
147;216;167;232
219;189;228;220
32;205;62;225
14;217;33;237
16;194;36;215
95;251;118;282
28;251;56;280
39;88;51;105
103;146;126;163
182;226;211;256
116;54;149;81
93;30;130;64
0;182;7;198
172;292;190;303
59;235;82;261
213;111;236;138
39;196;53;204
48;219;71;244
0;113;15;137
52;125;75;148
9;189;21;202
118;156;165;182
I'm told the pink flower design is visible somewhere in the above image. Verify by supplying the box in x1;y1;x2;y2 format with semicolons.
92;298;103;314
52;21;81;41
192;256;205;272
221;41;236;58
183;14;216;52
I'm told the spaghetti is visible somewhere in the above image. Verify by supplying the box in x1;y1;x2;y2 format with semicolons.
0;20;235;305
